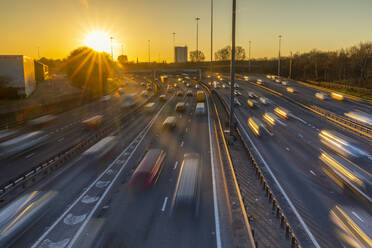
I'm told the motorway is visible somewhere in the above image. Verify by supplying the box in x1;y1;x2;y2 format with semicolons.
0;76;237;248
0;71;371;248
213;74;372;247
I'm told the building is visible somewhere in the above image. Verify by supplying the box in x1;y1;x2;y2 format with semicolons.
174;46;188;63
34;61;49;82
0;55;36;97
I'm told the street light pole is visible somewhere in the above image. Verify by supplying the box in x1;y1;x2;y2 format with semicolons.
248;40;251;73
289;51;293;79
172;32;176;63
278;35;282;77
196;17;200;62
230;0;236;135
148;40;150;63
110;37;114;59
210;0;213;76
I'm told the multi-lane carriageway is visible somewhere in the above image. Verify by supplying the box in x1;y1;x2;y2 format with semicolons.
0;72;371;248
0;75;258;248
213;73;372;248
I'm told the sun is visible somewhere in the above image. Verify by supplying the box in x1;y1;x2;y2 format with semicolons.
84;30;111;52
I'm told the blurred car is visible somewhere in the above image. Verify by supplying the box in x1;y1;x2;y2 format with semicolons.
281;81;288;86
195;85;199;89
234;90;242;96
163;116;177;129
315;92;328;100
144;102;156;112
82;115;103;129
195;103;206;116
259;97;269;105
118;87;124;95
159;94;167;102
28;115;56;127
174;153;201;212
331;92;344;101
274;107;289;119
140;90;149;97
186;90;193;97
247;99;257;108
319;130;368;158
248;117;264;136
177;91;183;97
248;92;257;98
244;76;249;81
83;136;117;159
175;102;186;112
166;86;173;93
262;113;277;126
129;149;166;188
286;87;295;93
0;131;49;159
186;83;190;87
140;82;146;87
344;111;372;126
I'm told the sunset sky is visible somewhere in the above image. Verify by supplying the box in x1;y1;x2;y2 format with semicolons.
0;0;371;62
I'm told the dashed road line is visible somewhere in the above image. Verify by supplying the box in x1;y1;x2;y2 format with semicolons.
161;197;168;212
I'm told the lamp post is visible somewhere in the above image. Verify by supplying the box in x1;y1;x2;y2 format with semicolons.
230;0;236;134
148;40;150;63
195;17;200;62
278;35;282;77
210;0;213;75
248;40;251;73
110;37;114;59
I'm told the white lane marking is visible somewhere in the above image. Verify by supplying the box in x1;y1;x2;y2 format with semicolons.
95;181;110;188
81;195;99;204
206;92;222;248
65;97;171;248
161;197;168;212
58;137;64;142
25;152;35;159
310;170;316;176
235;115;321;248
173;161;179;170
39;239;69;248
286;147;290;151
180;141;184;147
63;214;86;225
32;97;172;248
352;211;364;222
298;133;303;138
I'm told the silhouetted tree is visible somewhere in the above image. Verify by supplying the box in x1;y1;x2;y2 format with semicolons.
64;47;114;97
117;55;128;65
189;50;205;62
214;46;246;61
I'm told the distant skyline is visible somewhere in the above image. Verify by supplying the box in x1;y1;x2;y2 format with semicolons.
0;0;371;61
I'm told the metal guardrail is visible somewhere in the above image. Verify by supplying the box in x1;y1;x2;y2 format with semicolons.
310;105;372;137
0;82;160;203
207;85;301;248
242;79;372;141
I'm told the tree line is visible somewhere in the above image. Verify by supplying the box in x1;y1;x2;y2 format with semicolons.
191;42;372;89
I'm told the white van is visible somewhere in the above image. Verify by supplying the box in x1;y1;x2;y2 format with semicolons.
195;102;206;116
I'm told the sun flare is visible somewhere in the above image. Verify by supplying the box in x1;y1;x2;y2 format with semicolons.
84;30;111;52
